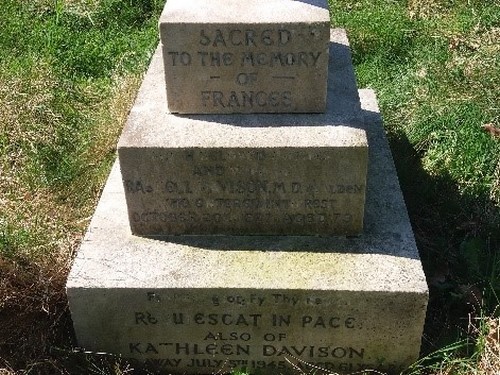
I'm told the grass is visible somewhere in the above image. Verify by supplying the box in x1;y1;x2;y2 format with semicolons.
0;0;499;374
0;0;164;373
331;0;499;202
330;0;500;373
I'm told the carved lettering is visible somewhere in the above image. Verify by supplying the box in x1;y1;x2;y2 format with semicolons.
200;90;292;108
165;181;193;194
305;199;337;209
124;180;153;194
164;343;250;356
285;213;327;225
199;28;292;47
167;51;192;66
131;209;353;226
214;198;290;209
193;165;225;176
262;345;364;359
125;294;372;373
301;316;357;329
194;313;262;327
203;331;251;341
272;294;299;305
187;359;227;368
197;51;234;66
135;311;158;325
272;314;291;327
240;51;321;67
328;184;365;194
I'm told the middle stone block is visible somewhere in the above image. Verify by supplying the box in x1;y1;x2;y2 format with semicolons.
159;0;331;114
119;145;367;236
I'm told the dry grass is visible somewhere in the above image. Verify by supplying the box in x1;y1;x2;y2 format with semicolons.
0;1;159;372
0;69;143;373
407;0;447;20
0;259;70;373
478;318;500;374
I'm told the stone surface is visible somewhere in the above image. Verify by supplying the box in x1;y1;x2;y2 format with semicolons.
67;87;428;374
118;29;368;236
159;0;330;113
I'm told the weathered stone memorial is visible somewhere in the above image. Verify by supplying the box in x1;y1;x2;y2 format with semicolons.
67;0;429;374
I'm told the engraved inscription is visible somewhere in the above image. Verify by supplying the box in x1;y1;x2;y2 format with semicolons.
199;29;292;47
164;26;325;110
123;149;366;234
200;90;292;108
116;291;398;374
239;51;322;67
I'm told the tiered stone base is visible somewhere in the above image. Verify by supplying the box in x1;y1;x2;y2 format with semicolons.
66;29;428;375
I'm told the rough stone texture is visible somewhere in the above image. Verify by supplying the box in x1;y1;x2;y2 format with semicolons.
118;29;368;236
159;0;330;113
67;86;428;374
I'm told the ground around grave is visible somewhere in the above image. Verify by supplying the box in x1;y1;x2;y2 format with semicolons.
1;1;499;374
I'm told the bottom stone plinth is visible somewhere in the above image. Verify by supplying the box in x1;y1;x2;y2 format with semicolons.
66;89;428;375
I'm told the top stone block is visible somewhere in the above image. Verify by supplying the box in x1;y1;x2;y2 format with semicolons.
159;0;330;114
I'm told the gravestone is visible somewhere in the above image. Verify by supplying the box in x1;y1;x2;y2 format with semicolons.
67;1;428;374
